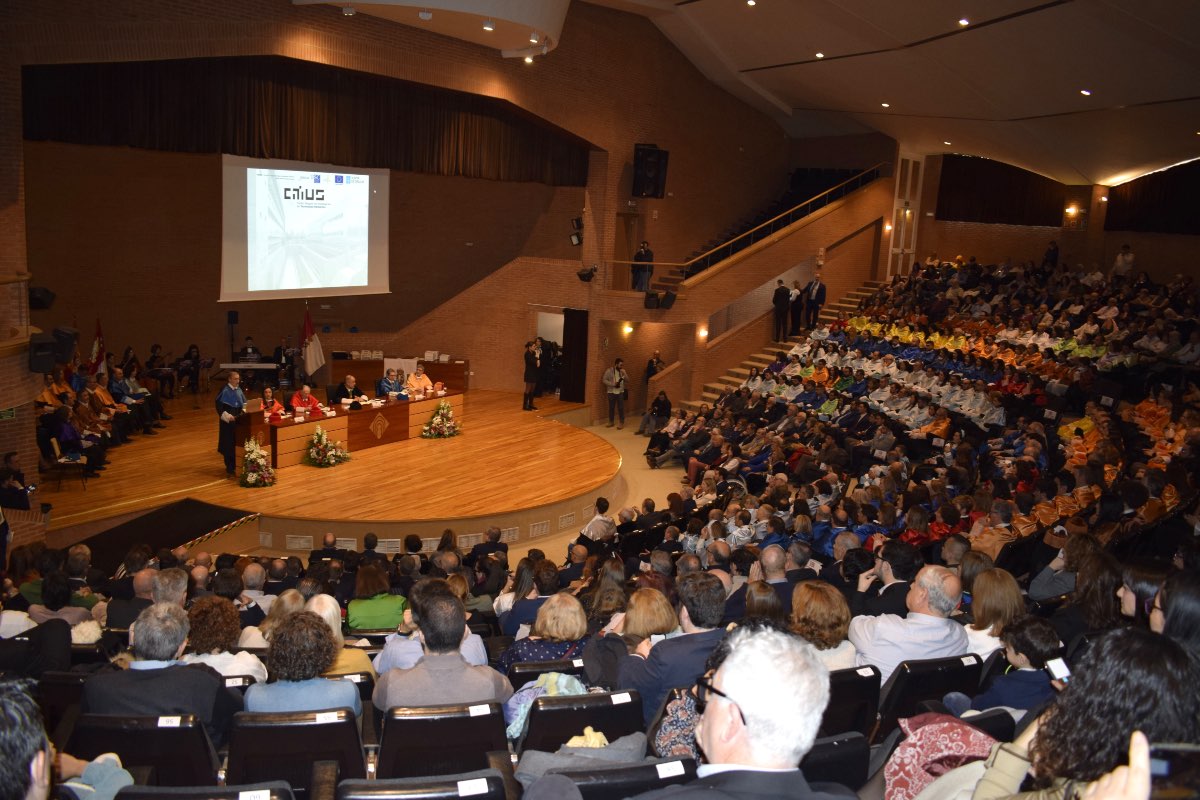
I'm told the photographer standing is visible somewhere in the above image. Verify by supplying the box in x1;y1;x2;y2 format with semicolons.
602;358;629;429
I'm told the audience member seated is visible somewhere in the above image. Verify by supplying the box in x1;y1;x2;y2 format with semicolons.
82;603;243;747
1049;552;1122;648
849;540;922;617
962;568;1025;657
306;593;376;678
790;580;857;671
497;592;591;675
584;587;678;689
244;610;362;717
346;564;406;630
502;559;559;637
373;589;513;711
97;568;155;629
848;565;968;682
464;525;508;568
181;595;268;683
618;571;728;724
27;572;91;627
238;587;303;648
943;615;1059;717
372;578;487;674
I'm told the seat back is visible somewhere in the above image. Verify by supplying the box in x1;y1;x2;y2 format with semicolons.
519;690;643;753
994;533;1041;578
220;675;257;692
877;654;983;740
977;649;1008;693
376;703;508;779
331;671;376;702
116;782;295;800
819;666;880;737
338;772;506;800
226;709;365;792
553;758;697;799
66;714;219;786
36;671;88;736
800;732;870;790
963;708;1016;742
506;658;586;687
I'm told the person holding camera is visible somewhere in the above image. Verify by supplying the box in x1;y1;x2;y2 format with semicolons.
603;358;629;429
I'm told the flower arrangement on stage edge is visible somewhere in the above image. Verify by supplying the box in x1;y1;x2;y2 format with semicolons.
304;425;351;467
241;437;276;488
421;400;461;439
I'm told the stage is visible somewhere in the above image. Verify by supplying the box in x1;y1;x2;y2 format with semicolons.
43;390;623;559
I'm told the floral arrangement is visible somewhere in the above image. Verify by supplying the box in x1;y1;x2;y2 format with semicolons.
421;400;461;439
241;437;276;487
304;425;351;467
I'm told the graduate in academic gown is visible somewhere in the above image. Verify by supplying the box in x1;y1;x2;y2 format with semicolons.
216;371;247;476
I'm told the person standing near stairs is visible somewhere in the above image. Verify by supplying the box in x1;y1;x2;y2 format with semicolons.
603;358;629;428
801;271;827;330
632;240;654;292
771;279;791;341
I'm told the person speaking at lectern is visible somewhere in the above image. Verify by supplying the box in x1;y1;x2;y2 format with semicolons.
216;371;247;477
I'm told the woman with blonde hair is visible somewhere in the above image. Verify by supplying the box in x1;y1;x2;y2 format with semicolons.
305;593;376;678
582;587;678;689
790;580;856;670
965;568;1025;656
496;592;590;673
238;587;304;649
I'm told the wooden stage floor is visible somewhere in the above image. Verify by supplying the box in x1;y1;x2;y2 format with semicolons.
42;390;618;532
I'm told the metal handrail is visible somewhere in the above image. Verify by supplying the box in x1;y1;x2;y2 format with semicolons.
612;162;889;274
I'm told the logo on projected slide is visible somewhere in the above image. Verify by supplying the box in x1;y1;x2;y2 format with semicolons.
335;175;344;184
369;413;389;440
313;174;321;183
283;188;325;201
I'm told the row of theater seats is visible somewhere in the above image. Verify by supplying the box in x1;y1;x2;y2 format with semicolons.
35;648;1022;799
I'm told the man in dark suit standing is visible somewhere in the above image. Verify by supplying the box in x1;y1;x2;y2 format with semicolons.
628;625;847;799
801;271;828;330
771;280;791;342
618;571;728;724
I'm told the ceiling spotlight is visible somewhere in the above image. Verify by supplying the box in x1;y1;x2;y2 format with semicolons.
958;18;969;26
418;9;432;21
1079;89;1091;96
747;0;756;5
529;32;540;44
815;52;824;58
1100;196;1108;202
943;141;952;145
524;56;533;64
881;102;890;108
342;5;356;15
482;18;495;31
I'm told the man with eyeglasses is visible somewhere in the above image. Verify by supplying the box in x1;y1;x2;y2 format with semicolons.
631;626;851;798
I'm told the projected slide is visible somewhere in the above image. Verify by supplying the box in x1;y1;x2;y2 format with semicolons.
220;155;390;302
249;168;369;290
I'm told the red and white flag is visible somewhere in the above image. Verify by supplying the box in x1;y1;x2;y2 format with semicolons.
88;319;106;375
301;307;325;376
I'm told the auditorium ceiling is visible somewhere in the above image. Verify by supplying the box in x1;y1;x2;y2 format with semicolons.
585;0;1200;187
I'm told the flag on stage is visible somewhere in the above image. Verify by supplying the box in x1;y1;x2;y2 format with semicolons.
302;307;325;376
88;319;106;375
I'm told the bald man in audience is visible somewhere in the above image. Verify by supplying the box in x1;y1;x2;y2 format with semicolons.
559;544;589;588
722;545;793;624
240;562;274;612
97;568;156;629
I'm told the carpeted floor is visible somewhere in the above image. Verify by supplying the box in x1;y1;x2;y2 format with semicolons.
81;498;255;574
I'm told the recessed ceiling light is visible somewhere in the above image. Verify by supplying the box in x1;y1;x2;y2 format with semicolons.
746;0;756;6
815;52;824;58
943;141;952;146
417;9;432;21
482;18;495;31
529;32;540;44
958;18;969;26
1079;89;1091;96
524;56;533;64
881;103;890;108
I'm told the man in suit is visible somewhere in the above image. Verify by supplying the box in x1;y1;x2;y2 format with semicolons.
308;532;345;566
464;526;508;568
99;568;155;629
801;271;828;330
618;571;728;724
723;545;794;624
558;544;588;588
771;279;791;342
82;603;243;747
849;540;923;617
359;533;389;567
331;374;366;405
630;626;849;799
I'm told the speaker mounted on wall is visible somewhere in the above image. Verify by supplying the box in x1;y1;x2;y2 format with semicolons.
643;291;661;309
29;332;55;373
28;286;56;311
659;290;677;310
632;144;669;199
52;326;79;363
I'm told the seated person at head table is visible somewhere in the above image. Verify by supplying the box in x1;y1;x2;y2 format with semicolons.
332;374;367;404
291;383;323;414
406;364;435;395
260;386;285;415
377;368;406;397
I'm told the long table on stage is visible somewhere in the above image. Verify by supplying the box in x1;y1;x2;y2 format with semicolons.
236;391;465;469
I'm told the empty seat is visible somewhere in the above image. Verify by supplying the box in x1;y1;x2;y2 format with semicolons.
338;771;507;800
819;666;880;738
116;782;294;800
876;654;983;741
551;758;697;799
36;670;87;738
518;690;644;753
506;658;586;688
376;703;508;779
800;732;870;790
66;714;219;786
225;709;365;794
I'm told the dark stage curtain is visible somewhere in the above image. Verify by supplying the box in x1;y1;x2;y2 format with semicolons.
1105;159;1200;235
559;308;589;403
22;56;591;187
935;155;1065;226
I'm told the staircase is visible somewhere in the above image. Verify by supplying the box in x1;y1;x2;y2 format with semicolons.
680;279;886;413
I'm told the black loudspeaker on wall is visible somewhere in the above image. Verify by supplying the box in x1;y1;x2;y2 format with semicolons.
227;310;239;325
659;290;677;310
643;291;660;309
28;286;56;310
29;332;55;373
632;144;669;199
52;326;79;363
